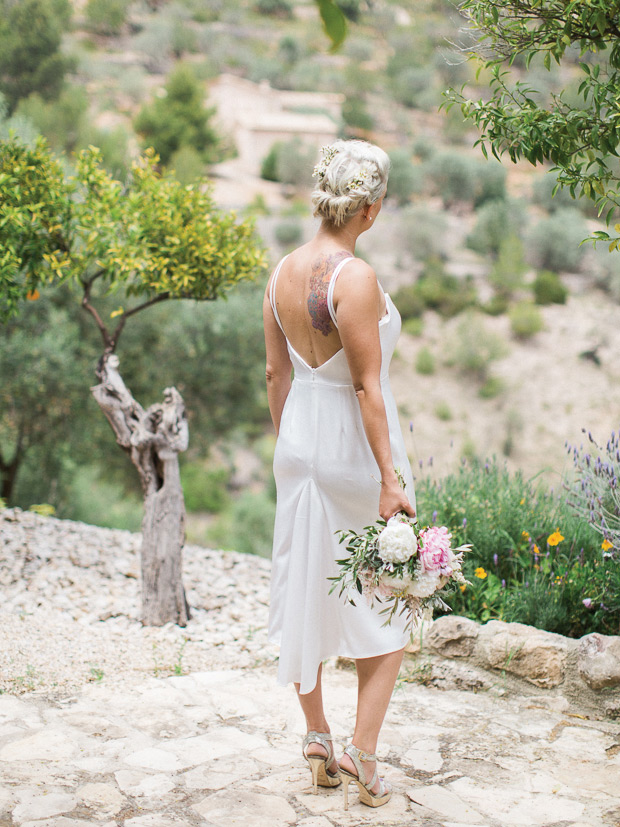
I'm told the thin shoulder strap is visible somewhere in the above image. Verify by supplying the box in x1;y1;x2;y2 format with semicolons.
268;255;288;332
326;257;355;329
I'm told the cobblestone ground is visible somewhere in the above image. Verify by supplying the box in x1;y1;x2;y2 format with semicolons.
1;661;620;827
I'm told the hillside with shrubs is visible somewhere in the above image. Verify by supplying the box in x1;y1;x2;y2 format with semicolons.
1;0;619;636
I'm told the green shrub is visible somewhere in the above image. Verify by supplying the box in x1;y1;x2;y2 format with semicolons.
260;139;314;188
473;159;507;207
509;301;544;339
402;317;424;336
64;464;143;532
342;96;375;131
393;286;425;320
254;0;293;17
15;86;88;152
482;294;510;316
170;145;205;185
134;64;221;165
415;346;435;375
489;234;527;298
391;66;437;110
478;375;505;398
526;208;588;272
417;259;478;317
85;0;130;34
274;221;303;247
386;149;422;206
394;259;477;320
261;142;281;182
533;270;568;305
208;490;276;558
467;198;526;257
416;458;617;636
412;135;435;161
399;206;449;262
180;463;230;513
446;311;508;378
426;151;477;207
434;401;452;421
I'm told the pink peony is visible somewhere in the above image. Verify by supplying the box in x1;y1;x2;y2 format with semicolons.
418;526;454;575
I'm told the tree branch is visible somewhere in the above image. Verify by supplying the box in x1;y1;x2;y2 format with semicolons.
121;292;172;321
109;292;171;351
82;278;112;351
80;267;107;290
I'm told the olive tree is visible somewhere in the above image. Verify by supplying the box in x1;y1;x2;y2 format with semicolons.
0;138;265;625
443;0;620;248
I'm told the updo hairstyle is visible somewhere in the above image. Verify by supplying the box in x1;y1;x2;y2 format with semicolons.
311;139;390;227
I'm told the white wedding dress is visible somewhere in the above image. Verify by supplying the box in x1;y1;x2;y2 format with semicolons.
267;256;416;694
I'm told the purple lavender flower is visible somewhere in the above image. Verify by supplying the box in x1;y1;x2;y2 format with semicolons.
432;510;438;523
493;553;498;567
501;579;506;588
462;518;467;528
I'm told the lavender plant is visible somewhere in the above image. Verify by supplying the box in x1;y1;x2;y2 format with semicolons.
566;428;620;551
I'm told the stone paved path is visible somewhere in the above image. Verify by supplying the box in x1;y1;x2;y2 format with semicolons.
1;660;619;827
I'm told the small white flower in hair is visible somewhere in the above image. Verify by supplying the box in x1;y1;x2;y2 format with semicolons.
312;144;340;181
345;164;373;195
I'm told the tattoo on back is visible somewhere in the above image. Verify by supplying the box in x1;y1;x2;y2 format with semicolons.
308;252;350;336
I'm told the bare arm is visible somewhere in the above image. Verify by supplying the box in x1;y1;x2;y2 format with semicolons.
334;261;415;521
263;283;292;436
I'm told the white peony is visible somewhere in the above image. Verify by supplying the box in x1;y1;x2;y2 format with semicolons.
404;569;441;598
377;517;418;564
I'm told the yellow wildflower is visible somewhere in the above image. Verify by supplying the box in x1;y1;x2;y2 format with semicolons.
532;544;540;555
459;584;467;593
602;539;613;552
474;567;487;579
547;530;564;547
521;530;530;541
520;498;525;505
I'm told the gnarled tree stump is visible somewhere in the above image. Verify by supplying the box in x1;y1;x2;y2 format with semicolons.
91;354;190;626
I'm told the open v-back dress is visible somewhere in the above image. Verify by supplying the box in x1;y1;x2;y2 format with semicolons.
267;255;416;694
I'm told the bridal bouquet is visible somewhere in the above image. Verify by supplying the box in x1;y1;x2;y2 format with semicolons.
329;513;471;635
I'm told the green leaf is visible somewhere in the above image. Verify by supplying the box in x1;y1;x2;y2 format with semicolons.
315;0;347;51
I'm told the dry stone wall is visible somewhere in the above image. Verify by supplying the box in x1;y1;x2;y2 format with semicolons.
407;615;620;718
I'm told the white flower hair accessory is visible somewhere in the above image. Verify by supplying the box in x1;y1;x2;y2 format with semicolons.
345;164;373;195
312;144;340;181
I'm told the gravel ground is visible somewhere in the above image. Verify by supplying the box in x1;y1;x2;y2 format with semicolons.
0;508;276;698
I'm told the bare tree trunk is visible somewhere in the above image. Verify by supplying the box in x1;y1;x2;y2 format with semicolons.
0;455;20;503
91;354;190;626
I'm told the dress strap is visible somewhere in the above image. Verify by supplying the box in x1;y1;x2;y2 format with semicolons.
326;256;355;329
268;255;289;332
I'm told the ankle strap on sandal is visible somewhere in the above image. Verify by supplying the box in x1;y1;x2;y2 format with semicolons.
344;744;380;789
345;744;376;762
303;731;335;761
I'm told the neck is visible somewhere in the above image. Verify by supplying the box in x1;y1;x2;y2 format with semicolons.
315;219;361;253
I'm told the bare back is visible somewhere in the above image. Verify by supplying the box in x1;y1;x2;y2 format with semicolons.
270;245;385;369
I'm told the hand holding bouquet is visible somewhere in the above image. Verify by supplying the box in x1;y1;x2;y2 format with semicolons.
329;512;471;636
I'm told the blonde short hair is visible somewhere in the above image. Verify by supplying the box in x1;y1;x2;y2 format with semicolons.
311;139;390;227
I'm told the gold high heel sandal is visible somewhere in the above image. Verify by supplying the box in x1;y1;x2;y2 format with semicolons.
302;731;341;794
339;744;392;810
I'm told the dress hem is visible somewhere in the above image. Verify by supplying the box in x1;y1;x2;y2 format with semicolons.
267;632;409;695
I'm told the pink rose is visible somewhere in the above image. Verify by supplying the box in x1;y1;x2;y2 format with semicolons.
418;526;454;576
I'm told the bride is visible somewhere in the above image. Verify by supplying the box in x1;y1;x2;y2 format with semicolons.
263;139;416;809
